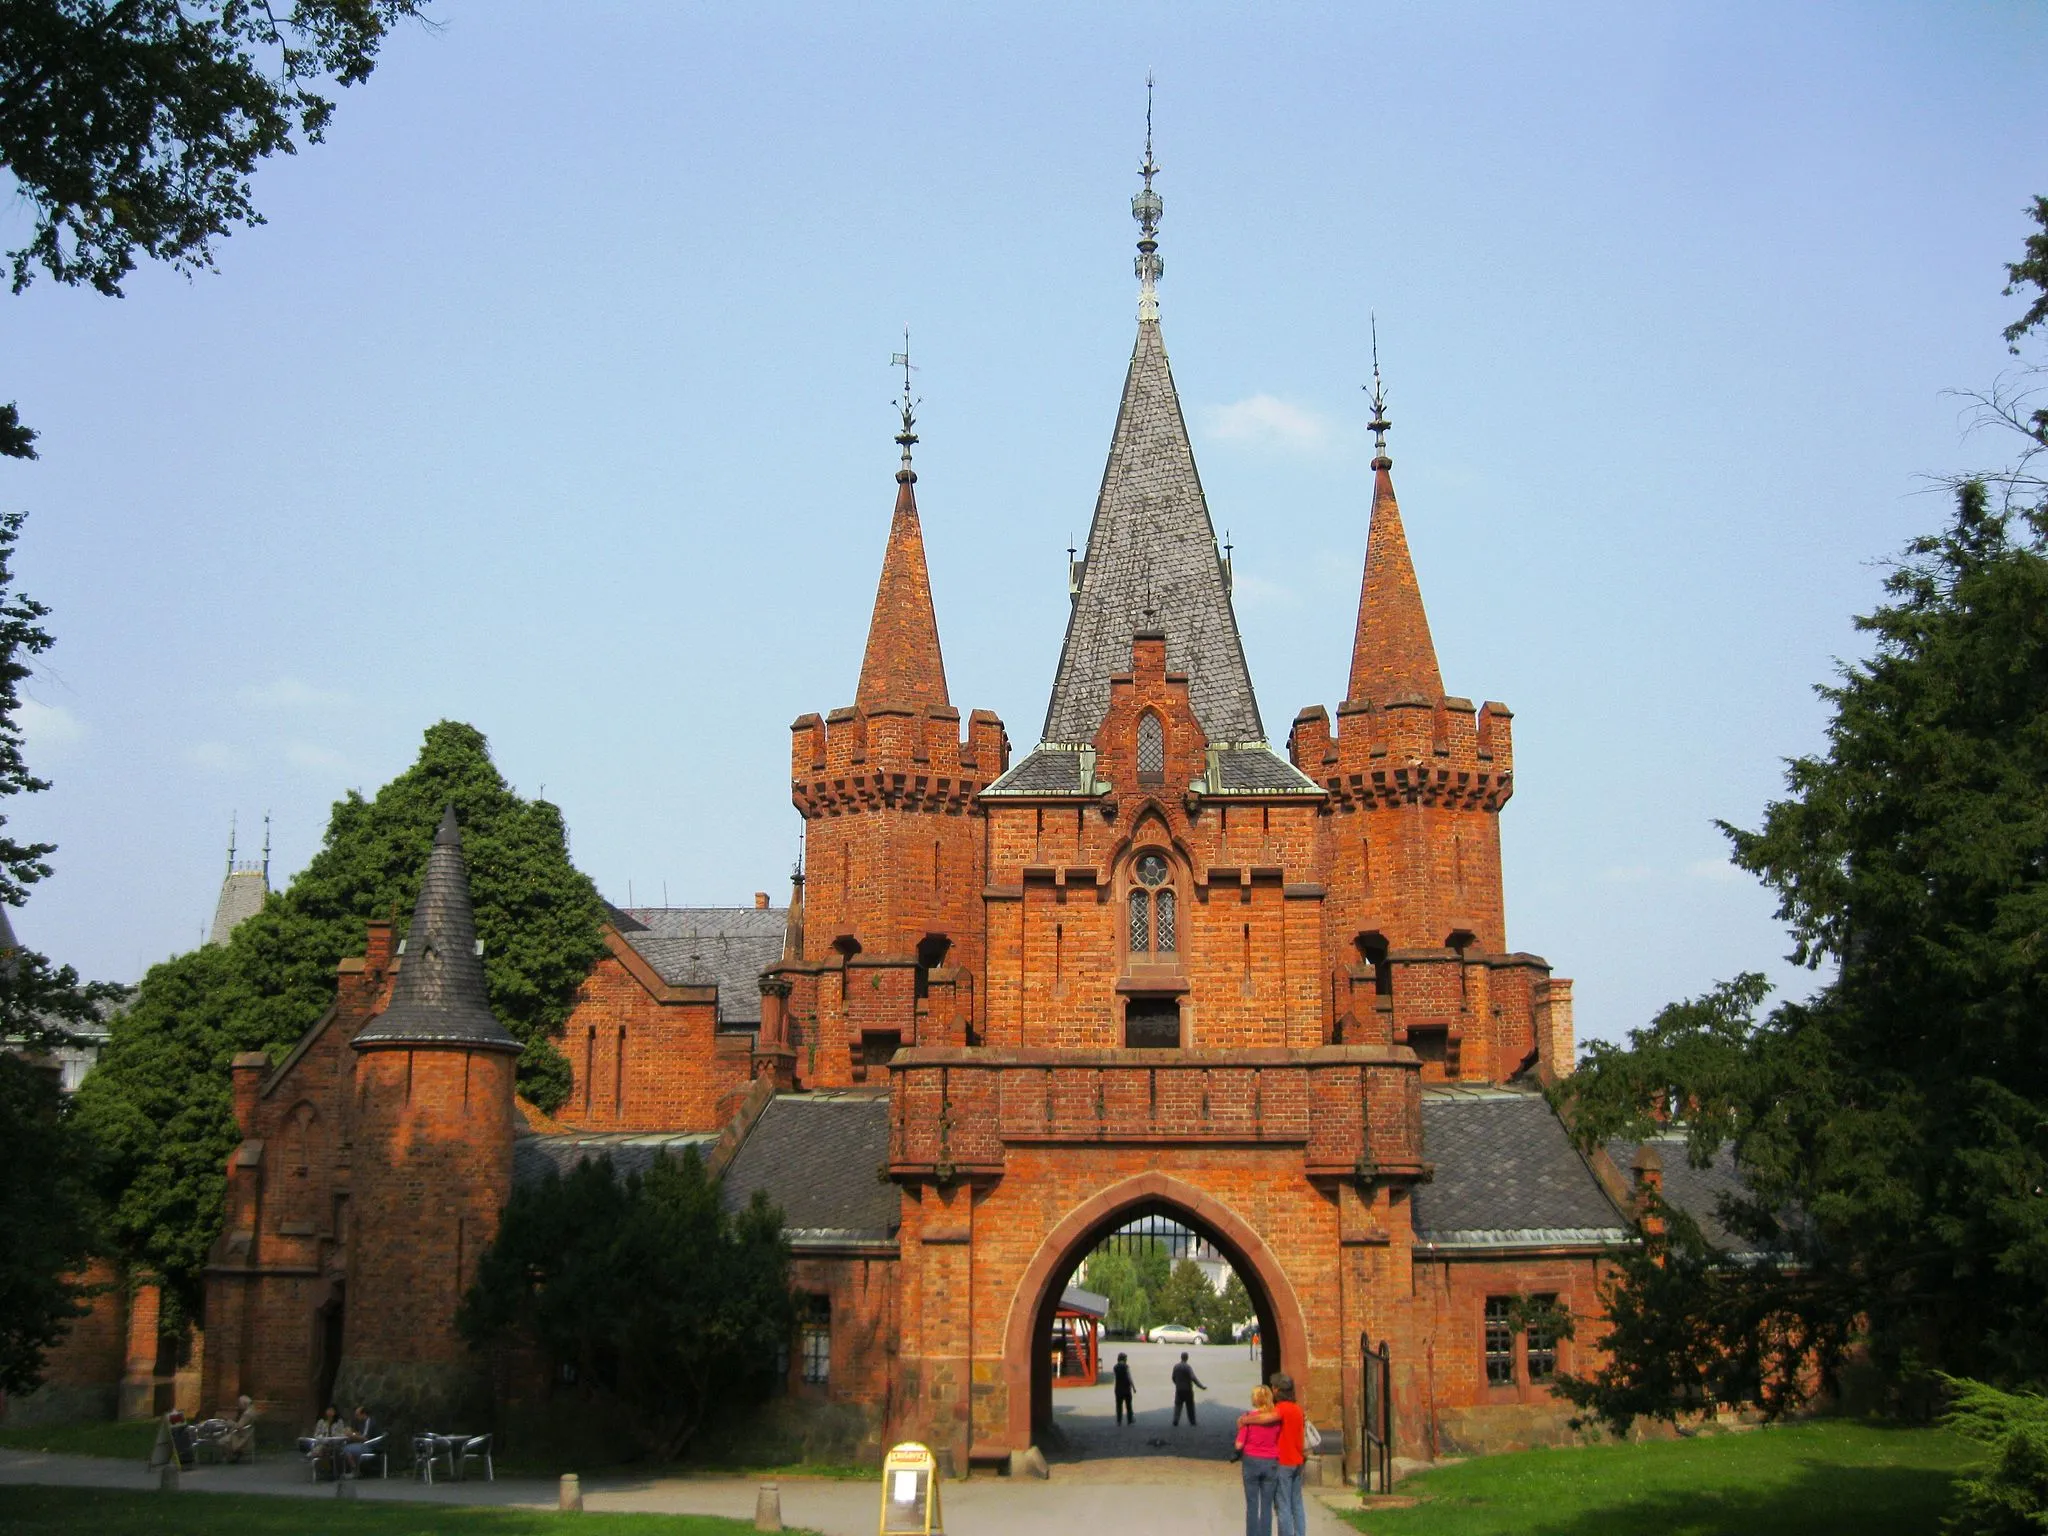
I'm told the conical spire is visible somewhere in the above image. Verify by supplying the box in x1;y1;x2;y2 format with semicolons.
1346;354;1444;705
354;806;518;1051
855;345;950;714
1041;111;1262;747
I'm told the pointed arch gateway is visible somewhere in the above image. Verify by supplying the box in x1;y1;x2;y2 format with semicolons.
1000;1171;1311;1452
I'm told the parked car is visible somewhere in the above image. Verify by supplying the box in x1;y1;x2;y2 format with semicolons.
1149;1323;1208;1345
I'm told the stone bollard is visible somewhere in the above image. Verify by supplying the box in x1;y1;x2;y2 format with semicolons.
157;1462;180;1493
1007;1445;1049;1480
755;1480;782;1532
560;1473;584;1512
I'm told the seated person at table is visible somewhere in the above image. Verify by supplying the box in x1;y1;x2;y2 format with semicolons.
220;1395;258;1461
300;1406;343;1473
341;1406;376;1471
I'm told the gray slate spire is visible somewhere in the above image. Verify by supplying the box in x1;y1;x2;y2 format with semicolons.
1042;316;1262;744
353;806;519;1052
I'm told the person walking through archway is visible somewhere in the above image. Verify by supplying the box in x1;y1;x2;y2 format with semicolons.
1112;1351;1136;1425
1171;1351;1206;1426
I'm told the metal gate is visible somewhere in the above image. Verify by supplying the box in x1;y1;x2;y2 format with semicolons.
1359;1334;1393;1494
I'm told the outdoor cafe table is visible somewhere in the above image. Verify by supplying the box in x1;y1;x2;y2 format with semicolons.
414;1432;473;1482
305;1434;349;1478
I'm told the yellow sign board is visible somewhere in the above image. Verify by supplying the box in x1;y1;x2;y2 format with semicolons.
879;1441;942;1536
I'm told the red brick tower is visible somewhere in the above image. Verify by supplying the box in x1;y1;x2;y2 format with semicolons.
781;385;1008;1087
1289;366;1571;1082
337;806;520;1427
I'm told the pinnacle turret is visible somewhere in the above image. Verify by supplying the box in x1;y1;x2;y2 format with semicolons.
855;343;950;715
1346;349;1444;705
353;806;518;1051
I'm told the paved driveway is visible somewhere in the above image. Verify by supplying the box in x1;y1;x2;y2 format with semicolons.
1051;1337;1265;1463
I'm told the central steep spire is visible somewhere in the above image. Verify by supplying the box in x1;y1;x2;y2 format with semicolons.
855;341;951;714
1041;93;1262;746
1347;346;1444;705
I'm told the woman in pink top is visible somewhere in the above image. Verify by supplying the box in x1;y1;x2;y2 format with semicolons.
1236;1384;1282;1536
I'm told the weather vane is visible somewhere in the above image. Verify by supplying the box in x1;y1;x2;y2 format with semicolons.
1132;74;1163;319
891;327;919;478
1366;313;1391;468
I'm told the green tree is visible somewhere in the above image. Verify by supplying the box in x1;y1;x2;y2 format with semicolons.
1080;1248;1149;1336
0;502;123;1392
1210;1272;1253;1340
75;721;605;1317
459;1149;794;1462
1556;477;2048;1424
2;1;430;297
1130;1237;1171;1302
1153;1258;1216;1336
0;1053;102;1395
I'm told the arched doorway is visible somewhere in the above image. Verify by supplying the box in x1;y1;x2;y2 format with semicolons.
1001;1172;1310;1454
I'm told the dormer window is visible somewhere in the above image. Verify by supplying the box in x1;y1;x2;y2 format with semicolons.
1137;713;1165;786
1127;851;1176;954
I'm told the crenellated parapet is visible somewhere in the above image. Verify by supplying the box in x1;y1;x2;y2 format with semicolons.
1288;696;1514;811
791;705;1007;817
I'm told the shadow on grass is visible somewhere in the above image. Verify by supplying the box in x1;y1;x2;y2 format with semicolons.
0;1486;796;1536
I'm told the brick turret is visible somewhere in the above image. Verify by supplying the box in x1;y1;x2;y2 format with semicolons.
787;414;1007;1086
338;806;519;1430
1291;392;1569;1083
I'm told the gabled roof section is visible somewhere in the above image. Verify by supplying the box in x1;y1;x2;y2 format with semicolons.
719;1092;899;1246
856;456;949;714
613;906;785;1027
354;807;520;1052
1042;317;1262;746
1412;1088;1627;1248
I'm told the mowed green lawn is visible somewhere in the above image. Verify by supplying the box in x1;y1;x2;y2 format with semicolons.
0;1486;782;1536
1343;1422;1977;1536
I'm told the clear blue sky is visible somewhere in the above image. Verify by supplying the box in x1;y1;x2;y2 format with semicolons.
6;2;2046;1044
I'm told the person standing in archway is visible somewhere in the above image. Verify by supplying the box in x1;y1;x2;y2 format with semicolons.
1171;1351;1206;1425
1112;1352;1137;1425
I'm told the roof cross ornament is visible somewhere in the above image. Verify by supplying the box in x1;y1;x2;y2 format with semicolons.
891;327;920;483
1366;313;1392;471
1132;74;1164;321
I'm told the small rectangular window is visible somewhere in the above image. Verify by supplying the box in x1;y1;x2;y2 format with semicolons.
801;1295;830;1386
1527;1293;1560;1382
1128;888;1151;952
1483;1296;1515;1385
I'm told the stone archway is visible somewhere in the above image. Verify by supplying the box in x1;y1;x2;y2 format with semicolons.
1000;1171;1311;1453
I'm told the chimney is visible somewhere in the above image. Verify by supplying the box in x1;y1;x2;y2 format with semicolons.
754;891;769;910
1630;1144;1665;1238
230;1052;269;1136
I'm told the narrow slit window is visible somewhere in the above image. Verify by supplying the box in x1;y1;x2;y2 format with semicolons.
1155;889;1177;952
1129;888;1151;952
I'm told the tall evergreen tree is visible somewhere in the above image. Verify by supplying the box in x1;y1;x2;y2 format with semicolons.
76;721;606;1317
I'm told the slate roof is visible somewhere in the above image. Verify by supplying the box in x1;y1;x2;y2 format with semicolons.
986;745;1096;796
1608;1135;1757;1254
354;808;520;1052
1061;1284;1110;1318
1043;317;1262;746
985;743;1318;798
513;1129;718;1186
719;1092;899;1246
613;906;785;1028
1213;748;1320;794
208;868;268;947
1412;1088;1627;1248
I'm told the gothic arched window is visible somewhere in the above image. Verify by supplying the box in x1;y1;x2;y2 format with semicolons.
1129;852;1173;953
1137;713;1165;784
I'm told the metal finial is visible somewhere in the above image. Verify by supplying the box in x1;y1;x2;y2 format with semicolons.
1366;314;1392;470
225;812;237;879
261;812;271;883
891;328;920;482
1132;75;1164;320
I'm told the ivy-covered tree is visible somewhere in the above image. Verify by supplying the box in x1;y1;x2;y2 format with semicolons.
459;1149;793;1463
75;721;606;1318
